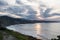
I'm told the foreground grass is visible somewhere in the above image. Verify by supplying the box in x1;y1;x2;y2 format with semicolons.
0;28;41;40
0;32;3;40
4;29;29;40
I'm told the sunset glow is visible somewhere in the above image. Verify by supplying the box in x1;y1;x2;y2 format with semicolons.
35;23;42;39
0;0;60;20
0;12;22;18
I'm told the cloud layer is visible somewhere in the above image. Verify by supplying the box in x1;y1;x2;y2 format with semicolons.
0;0;60;20
0;0;8;7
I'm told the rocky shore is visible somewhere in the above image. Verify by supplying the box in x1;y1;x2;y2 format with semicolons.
51;35;60;40
0;28;41;40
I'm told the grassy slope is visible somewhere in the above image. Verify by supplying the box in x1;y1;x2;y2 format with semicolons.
0;32;3;40
0;28;41;40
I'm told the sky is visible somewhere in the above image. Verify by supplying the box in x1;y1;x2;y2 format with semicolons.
0;0;60;20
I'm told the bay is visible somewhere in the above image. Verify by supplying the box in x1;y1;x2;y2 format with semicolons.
7;23;60;40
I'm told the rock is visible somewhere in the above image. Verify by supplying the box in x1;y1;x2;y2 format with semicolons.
27;36;41;40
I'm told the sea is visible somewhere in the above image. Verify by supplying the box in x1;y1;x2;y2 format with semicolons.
7;23;60;40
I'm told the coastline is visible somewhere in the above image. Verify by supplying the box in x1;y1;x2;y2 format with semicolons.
0;28;41;40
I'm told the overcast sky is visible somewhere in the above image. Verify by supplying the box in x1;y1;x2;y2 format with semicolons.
0;0;60;20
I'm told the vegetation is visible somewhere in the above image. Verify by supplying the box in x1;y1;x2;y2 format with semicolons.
4;29;29;40
0;28;41;40
0;31;3;40
0;16;42;40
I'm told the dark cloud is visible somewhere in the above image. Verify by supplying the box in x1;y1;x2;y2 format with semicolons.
16;0;23;5
5;5;37;14
49;13;60;17
0;0;37;19
5;6;26;14
40;7;53;18
21;5;37;19
3;5;37;19
0;1;8;6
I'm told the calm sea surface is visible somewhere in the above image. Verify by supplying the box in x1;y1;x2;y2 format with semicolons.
7;23;60;40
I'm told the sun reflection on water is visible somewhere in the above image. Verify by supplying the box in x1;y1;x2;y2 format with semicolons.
34;23;42;39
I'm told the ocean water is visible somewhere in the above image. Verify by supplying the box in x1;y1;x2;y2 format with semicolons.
7;23;60;40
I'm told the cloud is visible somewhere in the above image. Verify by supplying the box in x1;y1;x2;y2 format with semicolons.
0;0;60;20
16;0;23;5
0;0;46;20
0;0;8;6
0;12;22;18
6;6;29;17
6;6;25;13
4;0;16;5
5;5;38;19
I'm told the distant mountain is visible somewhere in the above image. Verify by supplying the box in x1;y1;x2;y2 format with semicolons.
0;16;30;26
0;16;40;27
0;16;59;28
